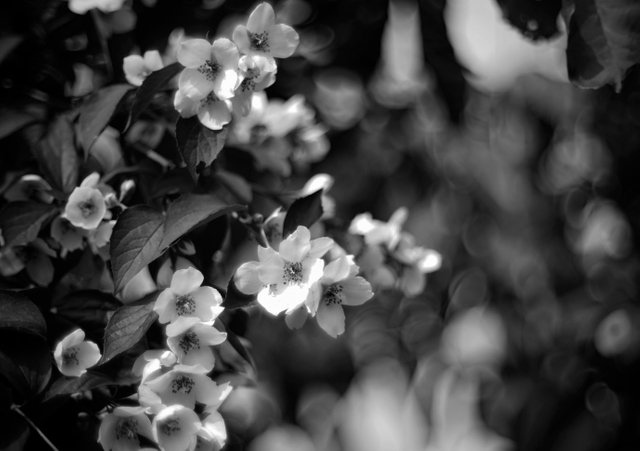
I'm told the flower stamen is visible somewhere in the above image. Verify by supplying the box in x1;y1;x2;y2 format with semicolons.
324;284;343;305
249;32;270;51
170;375;195;394
178;332;201;354
175;295;196;316
282;261;303;284
115;417;138;441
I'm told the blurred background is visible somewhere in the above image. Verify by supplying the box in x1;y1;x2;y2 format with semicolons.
3;0;640;449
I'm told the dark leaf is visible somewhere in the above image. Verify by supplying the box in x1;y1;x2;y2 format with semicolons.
566;0;640;90
77;84;132;156
25;253;53;287
0;202;57;248
33;114;79;194
222;276;256;310
495;0;562;40
0;290;46;338
127;62;182;128
215;169;253;204
0;107;38;140
52;290;121;330
176;117;228;181
110;206;164;293
0;333;51;400
0;34;23;64
100;292;158;364
43;371;114;401
161;193;244;249
282;189;324;238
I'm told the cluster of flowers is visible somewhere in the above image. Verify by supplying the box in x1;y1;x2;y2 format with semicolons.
350;208;442;297
0;172;125;285
54;268;231;451
235;225;374;338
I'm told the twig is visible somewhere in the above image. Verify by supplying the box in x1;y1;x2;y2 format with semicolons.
11;404;60;451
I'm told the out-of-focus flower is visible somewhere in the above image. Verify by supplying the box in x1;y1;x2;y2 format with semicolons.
394;233;442;297
232;2;299;61
53;329;101;377
174;89;233;131
98;406;153;451
152;405;200;451
299;173;335;219
4;174;54;203
234;226;332;315
233;54;277;116
263;208;286;248
123;50;164;86
133;349;178;379
305;255;374;337
142;364;231;410
64;174;107;230
0;239;56;286
166;317;227;371
68;0;125;15
51;215;85;257
349;207;407;249
154;267;224;324
356;243;396;290
177;38;239;101
595;309;634;357
196;411;227;451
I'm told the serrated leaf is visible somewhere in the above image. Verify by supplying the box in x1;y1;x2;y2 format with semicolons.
77;84;132;155
0;290;46;338
566;0;640;90
161;193;243;249
100;292;158;364
33;114;79;194
0;202;57;248
282;189;324;238
176;116;228;181
43;371;114;401
110;206;164;293
127;62;182;129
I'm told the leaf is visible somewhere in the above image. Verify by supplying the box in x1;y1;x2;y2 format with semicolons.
110;206;164;294
282;189;324;238
0;202;57;248
221;277;256;310
52;290;121;331
566;0;640;90
77;84;132;155
110;195;244;292
495;0;562;40
0;334;51;401
176;116;228;181
100;292;158;364
127;62;182;129
215;169;253;204
33;114;79;194
0;107;38;140
161;194;243;249
43;371;114;401
0;291;46;338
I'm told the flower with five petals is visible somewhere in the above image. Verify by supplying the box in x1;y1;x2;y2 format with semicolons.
166;317;227;371
53;328;101;377
123;50;164;86
98;406;153;451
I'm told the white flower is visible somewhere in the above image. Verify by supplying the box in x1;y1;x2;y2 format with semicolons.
98;406;153;451
306;255;373;337
166;317;227;371
4;174;54;203
53;329;101;377
86;219;116;254
174;89;232;131
177;38;240;101
132;349;178;381
349;207;408;249
50;215;84;257
232;2;299;60
300;174;335;219
64;186;107;230
393;233;442;297
232;54;277;116
195;411;227;451
143;364;232;410
123;50;164;86
152;405;200;451
68;0;125;15
154;267;224;324
234;226;333;315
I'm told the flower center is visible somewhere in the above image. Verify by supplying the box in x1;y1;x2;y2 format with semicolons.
200;91;221;107
160;419;181;436
62;347;79;366
240;78;256;92
175;295;196;316
198;60;222;82
79;201;95;218
178;331;201;354
282;261;304;284
115;417;139;442
324;284;343;305
171;375;195;394
249;31;270;51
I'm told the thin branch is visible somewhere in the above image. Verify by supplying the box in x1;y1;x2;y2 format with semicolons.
11;405;60;451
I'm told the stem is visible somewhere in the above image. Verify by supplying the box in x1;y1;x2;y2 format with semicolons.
11;405;60;451
90;9;113;80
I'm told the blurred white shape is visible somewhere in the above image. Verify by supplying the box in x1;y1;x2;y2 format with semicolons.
594;309;634;357
446;0;567;90
441;307;506;368
249;425;316;451
575;200;631;259
314;69;365;130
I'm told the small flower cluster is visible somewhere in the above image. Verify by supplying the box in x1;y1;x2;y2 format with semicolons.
235;225;374;337
228;92;330;176
173;2;299;131
99;267;230;451
349;207;442;297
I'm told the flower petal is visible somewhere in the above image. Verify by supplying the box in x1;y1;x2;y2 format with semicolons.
322;256;351;283
153;288;176;324
196;324;227;346
399;266;425;297
152;405;200;451
196;379;232;410
340;276;373;306
76;340;102;369
232;25;251;54
415;249;442;273
174;89;200;118
171;267;204;296
177;38;212;68
211;38;239;69
266;24;299;58
192;286;224;321
123;55;146;86
143;50;164;71
197;99;231;131
234;261;263;294
247;2;275;33
257;246;284;284
316;301;345;338
178;68;213;101
308;236;334;259
279;226;311;262
165;316;202;337
212;69;239;100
